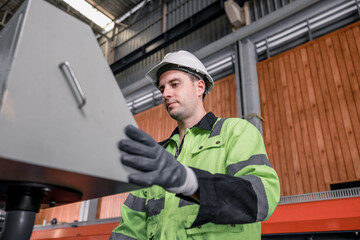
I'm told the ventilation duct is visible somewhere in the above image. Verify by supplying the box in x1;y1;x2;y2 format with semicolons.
255;0;360;60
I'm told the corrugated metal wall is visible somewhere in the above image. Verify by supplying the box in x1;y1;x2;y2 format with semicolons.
114;0;218;60
114;1;163;60
165;15;231;53
166;0;217;29
114;20;232;89
114;0;232;90
116;51;163;89
248;0;297;22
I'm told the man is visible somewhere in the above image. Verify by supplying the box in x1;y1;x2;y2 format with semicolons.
110;50;280;239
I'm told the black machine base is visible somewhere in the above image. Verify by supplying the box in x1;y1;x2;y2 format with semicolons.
0;182;82;240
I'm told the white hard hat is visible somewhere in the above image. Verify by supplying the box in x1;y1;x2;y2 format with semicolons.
145;50;214;94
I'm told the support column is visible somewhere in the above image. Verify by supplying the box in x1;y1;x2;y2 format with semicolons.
237;38;263;134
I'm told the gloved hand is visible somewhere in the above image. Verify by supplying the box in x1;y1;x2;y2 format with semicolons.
119;125;198;196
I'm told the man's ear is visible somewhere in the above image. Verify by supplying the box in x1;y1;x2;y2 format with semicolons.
197;80;206;97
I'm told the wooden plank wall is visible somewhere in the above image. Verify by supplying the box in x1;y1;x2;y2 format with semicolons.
97;193;129;219
35;202;81;225
258;21;360;196
34;74;238;223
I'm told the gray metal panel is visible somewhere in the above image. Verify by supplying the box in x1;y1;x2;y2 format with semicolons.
0;0;139;201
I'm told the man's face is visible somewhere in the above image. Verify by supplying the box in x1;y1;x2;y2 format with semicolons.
158;70;202;121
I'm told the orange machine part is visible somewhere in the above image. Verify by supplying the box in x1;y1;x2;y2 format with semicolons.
30;222;118;240
262;197;360;234
31;197;360;239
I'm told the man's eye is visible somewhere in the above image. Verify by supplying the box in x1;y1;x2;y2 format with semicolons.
172;83;178;87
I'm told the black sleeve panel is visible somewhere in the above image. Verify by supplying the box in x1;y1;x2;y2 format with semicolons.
189;167;258;228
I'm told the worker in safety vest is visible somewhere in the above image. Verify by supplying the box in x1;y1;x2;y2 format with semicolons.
110;50;280;240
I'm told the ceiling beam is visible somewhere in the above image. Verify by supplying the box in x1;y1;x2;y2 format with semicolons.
86;0;115;20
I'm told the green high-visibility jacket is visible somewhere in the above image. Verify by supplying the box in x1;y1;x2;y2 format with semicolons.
111;112;280;240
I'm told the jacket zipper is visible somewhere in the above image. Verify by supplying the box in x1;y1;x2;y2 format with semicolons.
175;137;185;159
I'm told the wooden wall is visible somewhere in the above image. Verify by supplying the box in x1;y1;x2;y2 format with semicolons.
258;21;360;196
97;193;129;219
35;202;81;225
34;74;238;223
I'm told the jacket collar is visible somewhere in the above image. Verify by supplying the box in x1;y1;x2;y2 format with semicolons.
193;111;218;131
159;112;218;145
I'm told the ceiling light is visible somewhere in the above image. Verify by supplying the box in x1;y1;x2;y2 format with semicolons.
63;0;114;32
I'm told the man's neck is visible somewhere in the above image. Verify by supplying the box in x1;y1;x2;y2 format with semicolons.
177;109;207;141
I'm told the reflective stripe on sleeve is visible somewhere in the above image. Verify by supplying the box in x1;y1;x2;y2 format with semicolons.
241;175;269;221
226;154;273;176
147;198;165;217
109;232;136;240
124;193;146;212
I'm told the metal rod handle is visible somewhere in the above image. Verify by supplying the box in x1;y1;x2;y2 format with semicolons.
59;61;86;108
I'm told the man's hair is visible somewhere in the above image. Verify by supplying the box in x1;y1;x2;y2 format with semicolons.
186;73;207;100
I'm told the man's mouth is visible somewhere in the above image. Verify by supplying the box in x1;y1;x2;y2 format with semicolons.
166;99;177;108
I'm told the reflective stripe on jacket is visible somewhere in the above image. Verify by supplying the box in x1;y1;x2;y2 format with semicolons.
111;112;280;240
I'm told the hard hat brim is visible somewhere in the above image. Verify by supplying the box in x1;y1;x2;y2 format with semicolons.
145;51;214;94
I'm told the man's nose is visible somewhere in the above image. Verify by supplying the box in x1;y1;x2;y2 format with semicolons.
162;86;172;99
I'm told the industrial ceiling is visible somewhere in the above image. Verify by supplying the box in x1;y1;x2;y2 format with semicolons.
0;0;144;34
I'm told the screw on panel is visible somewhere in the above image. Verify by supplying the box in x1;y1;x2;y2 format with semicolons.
49;201;56;207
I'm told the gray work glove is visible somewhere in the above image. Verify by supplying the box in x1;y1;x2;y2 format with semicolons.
119;125;198;196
